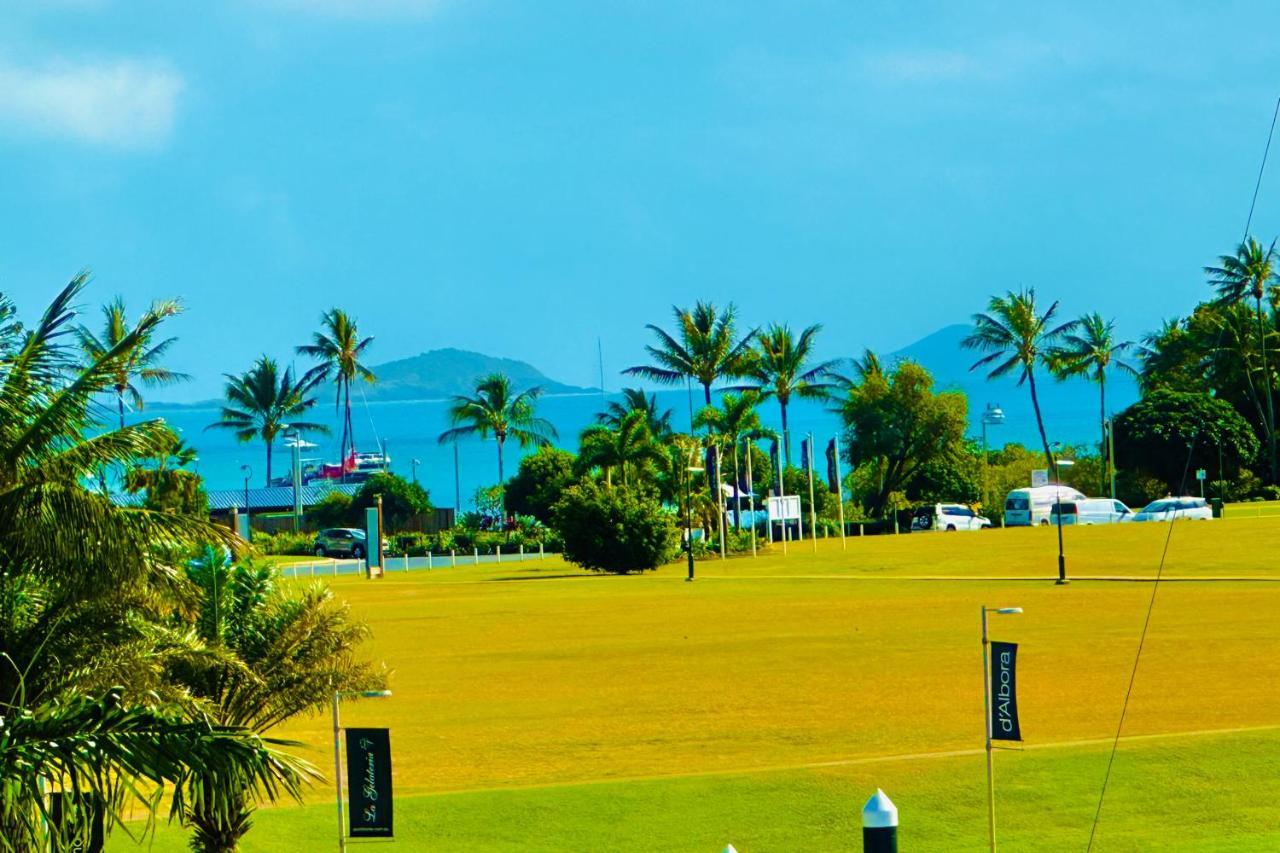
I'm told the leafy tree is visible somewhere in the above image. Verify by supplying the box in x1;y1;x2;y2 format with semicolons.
438;373;558;516
124;430;208;517
578;410;663;487
551;481;678;573
305;490;354;529
695;391;769;528
837;358;969;517
0;276;309;850
596;387;674;439
77;296;189;428
963;288;1076;468
351;472;431;531
733;323;837;464
624;301;756;417
172;547;384;852
1050;313;1138;493
1206;237;1279;481
296;309;376;467
1113;389;1259;492
505;446;577;523
208;357;327;485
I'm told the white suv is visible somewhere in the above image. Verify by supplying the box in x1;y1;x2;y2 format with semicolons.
912;503;991;532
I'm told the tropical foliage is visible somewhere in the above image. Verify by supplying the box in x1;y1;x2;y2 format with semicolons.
733;323;837;464
77;295;189;428
551;481;678;573
296;309;376;468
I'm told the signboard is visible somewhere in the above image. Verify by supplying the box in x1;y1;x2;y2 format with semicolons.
346;728;394;838
49;793;105;853
989;641;1021;742
365;507;381;570
236;512;251;541
1030;469;1049;488
1196;468;1207;481
766;495;802;522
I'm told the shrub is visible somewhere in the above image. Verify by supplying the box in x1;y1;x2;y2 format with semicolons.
551;482;678;573
253;530;314;556
351;473;431;530
306;491;354;529
506;446;577;523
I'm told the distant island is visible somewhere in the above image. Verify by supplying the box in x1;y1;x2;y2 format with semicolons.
149;348;596;410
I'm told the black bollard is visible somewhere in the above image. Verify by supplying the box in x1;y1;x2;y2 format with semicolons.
862;789;898;852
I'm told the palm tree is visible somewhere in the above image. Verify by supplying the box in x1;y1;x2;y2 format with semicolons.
1207;237;1279;481
0;276;312;849
208;357;327;486
1050;313;1138;493
597;387;674;439
578;410;663;487
174;547;384;851
624;302;757;427
963;288;1077;468
296;309;376;467
734;323;838;465
438;373;558;516
694;391;768;529
77;296;189;428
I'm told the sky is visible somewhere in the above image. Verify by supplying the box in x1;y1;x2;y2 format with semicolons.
1;1;1279;401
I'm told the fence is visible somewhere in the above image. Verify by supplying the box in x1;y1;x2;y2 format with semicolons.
276;545;559;579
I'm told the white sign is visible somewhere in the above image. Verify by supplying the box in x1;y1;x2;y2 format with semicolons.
766;495;802;522
1031;469;1049;488
1195;468;1207;481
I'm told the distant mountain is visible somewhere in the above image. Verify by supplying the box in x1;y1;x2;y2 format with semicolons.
149;348;594;410
888;324;975;385
362;348;595;401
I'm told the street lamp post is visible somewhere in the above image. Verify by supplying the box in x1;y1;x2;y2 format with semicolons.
981;404;1006;514
332;689;393;852
1051;444;1074;585
981;605;1023;853
240;464;252;517
411;458;420;484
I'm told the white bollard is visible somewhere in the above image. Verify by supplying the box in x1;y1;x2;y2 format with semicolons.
332;559;338;576
862;788;898;852
520;544;525;562
723;846;738;853
404;554;410;572
497;545;503;564
473;547;478;565
427;551;433;570
539;542;544;561
450;549;456;567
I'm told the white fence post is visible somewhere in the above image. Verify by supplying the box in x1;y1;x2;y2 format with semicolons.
450;549;456;567
497;546;502;564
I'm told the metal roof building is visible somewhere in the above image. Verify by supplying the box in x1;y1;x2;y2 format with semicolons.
112;483;361;513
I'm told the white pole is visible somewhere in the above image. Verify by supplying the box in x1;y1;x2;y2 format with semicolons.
332;691;346;853
806;433;817;553
715;444;726;560
539;542;544;561
450;549;457;567
745;440;757;557
497;545;503;564
520;544;525;562
982;606;996;852
404;553;409;572
427;551;433;570
473;547;478;565
332;559;338;577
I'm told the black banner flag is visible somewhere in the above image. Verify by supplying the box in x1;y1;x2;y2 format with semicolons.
825;438;839;493
989;641;1021;742
800;438;810;473
769;439;780;493
346;728;394;838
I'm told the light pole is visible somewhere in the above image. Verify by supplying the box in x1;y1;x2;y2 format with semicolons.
333;688;393;852
240;464;252;516
685;451;705;582
981;605;1022;853
411;458;420;484
283;427;311;532
981;404;1006;514
1050;444;1074;585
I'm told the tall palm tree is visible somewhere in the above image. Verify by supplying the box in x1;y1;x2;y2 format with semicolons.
1050;313;1138;493
624;302;757;427
963;288;1077;469
694;391;768;529
734;323;838;465
208;357;327;486
438;373;558;516
296;309;376;467
597;387;674;439
578;410;663;487
0;276;311;849
1206;237;1279;481
77;296;189;428
174;547;384;852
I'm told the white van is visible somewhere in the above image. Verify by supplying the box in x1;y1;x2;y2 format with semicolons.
1049;498;1134;526
1004;485;1087;527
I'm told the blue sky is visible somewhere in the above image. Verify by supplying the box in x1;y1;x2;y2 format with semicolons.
1;1;1278;400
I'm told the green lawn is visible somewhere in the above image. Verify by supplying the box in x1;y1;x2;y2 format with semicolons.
110;518;1280;851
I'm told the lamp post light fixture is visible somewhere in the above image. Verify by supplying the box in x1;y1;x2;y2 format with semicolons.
980;404;1006;513
411;458;421;484
332;689;393;852
981;605;1023;853
1050;444;1075;585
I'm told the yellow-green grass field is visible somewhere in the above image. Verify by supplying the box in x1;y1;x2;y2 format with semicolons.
110;517;1280;851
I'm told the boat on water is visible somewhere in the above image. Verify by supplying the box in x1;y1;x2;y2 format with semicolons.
269;448;391;487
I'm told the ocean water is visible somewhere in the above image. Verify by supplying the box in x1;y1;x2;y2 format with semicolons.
143;371;1135;507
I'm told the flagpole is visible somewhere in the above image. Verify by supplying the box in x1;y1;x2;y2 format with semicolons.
745;439;757;557
982;605;996;853
805;433;817;553
833;435;847;550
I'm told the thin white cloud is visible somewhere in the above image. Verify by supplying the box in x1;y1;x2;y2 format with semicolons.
0;59;183;148
863;49;982;82
259;0;442;19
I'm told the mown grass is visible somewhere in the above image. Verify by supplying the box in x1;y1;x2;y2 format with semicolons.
111;517;1280;851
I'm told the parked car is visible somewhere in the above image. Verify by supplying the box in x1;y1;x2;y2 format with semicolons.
1004;485;1087;527
911;503;991;532
1049;498;1134;526
312;527;388;558
1132;497;1213;522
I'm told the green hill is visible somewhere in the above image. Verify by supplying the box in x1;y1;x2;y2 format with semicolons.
360;347;595;401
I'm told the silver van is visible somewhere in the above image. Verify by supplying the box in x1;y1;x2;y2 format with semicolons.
1049;498;1134;525
1004;485;1087;526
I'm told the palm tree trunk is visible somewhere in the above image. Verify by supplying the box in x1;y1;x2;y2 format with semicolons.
265;438;273;486
1256;298;1277;482
780;400;791;467
117;391;125;430
496;435;506;521
1099;372;1107;495
1027;369;1055;471
732;440;741;530
341;379;351;463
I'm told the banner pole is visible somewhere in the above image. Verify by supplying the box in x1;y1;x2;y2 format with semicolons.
981;606;996;853
745;441;757;557
332;690;346;853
